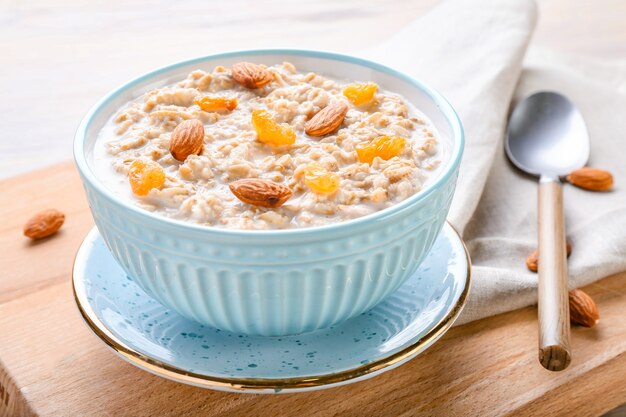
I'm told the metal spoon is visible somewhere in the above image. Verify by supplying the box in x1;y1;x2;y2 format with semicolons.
505;91;589;371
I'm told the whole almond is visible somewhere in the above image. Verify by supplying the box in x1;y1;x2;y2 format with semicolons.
526;242;571;273
566;167;613;191
23;209;65;240
170;119;204;161
229;179;292;208
305;101;349;137
569;288;599;327
231;62;273;89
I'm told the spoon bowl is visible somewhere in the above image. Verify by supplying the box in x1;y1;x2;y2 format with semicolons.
506;91;589;179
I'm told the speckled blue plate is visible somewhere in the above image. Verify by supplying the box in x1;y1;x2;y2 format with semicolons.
73;222;470;393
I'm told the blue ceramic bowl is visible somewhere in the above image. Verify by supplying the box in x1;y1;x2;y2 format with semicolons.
74;50;464;336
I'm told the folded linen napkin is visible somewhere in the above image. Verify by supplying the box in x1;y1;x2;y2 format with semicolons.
366;0;626;324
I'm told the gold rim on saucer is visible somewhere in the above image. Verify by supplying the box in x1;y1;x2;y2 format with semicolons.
72;222;471;392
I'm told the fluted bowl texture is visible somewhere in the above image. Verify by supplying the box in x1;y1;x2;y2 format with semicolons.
74;50;464;336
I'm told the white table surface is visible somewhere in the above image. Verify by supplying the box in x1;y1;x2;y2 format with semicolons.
1;0;625;180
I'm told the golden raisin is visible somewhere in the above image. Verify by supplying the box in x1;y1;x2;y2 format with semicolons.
194;96;238;112
304;162;340;194
251;109;296;146
343;82;378;105
356;136;406;164
128;159;166;196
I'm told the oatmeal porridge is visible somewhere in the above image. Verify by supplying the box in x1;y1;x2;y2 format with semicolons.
93;62;446;230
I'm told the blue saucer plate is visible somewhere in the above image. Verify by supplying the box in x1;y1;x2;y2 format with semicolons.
73;222;470;393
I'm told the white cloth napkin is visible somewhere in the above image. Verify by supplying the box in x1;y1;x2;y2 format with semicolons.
366;0;626;324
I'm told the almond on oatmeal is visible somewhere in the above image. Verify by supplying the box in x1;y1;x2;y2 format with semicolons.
231;62;273;89
229;178;292;208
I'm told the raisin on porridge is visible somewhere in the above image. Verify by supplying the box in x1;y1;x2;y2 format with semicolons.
93;62;444;230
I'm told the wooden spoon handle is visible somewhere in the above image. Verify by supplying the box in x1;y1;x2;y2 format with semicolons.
537;179;572;371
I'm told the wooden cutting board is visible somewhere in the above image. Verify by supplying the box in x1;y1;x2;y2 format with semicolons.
1;162;625;417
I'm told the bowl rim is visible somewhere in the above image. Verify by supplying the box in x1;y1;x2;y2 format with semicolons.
74;48;464;237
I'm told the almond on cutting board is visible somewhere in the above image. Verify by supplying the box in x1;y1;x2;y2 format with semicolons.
229;178;292;208
305;101;349;137
23;209;65;240
231;62;274;89
566;167;613;191
569;288;599;327
169;119;205;161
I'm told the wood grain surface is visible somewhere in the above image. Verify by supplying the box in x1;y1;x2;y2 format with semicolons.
538;181;571;371
1;162;626;416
